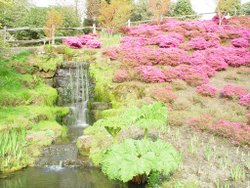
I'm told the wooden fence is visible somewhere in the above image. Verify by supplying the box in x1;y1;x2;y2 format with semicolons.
1;11;243;47
0;24;100;47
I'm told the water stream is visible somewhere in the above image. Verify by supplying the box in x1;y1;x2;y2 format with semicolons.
0;62;127;188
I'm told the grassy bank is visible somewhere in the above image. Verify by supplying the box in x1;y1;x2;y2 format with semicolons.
0;50;69;173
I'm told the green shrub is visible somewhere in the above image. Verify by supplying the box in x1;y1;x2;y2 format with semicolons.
172;0;196;17
242;2;250;15
101;139;182;184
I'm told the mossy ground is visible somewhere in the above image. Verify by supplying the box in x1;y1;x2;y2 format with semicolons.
0;51;69;173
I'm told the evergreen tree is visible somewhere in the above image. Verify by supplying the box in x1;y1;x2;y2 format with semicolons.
172;0;195;16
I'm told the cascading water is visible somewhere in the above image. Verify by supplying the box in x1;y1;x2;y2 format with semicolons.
69;62;89;127
33;62;91;168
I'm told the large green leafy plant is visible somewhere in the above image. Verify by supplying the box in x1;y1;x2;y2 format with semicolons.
101;139;182;183
136;102;167;138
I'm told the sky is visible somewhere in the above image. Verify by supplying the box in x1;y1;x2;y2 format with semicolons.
31;0;250;14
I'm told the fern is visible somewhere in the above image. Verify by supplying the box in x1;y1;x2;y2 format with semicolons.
101;139;181;183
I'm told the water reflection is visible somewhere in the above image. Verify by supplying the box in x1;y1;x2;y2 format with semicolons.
0;168;125;188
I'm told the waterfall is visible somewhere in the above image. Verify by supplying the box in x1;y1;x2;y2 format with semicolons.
69;62;89;127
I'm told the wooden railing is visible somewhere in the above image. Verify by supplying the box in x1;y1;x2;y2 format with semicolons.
0;24;101;47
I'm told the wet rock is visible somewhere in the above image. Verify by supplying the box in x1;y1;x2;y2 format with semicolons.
76;135;92;156
61;62;89;69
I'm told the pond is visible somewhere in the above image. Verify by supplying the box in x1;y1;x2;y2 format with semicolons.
0;167;123;188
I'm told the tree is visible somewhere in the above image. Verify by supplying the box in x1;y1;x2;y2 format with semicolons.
0;0;13;8
86;0;101;20
98;0;132;32
130;0;152;21
148;0;170;22
172;0;195;17
0;0;29;28
242;2;250;15
216;0;241;25
44;10;63;44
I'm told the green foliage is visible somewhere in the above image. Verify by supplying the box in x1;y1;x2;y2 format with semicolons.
230;165;246;181
148;171;161;188
0;128;28;173
136;102;168;138
101;139;181;183
0;106;69;130
242;2;250;15
172;0;196;17
1;5;81;40
11;50;30;62
88;102;167;139
89;59;119;106
130;0;152;21
100;32;122;48
35;54;63;72
0;0;29;28
216;0;241;15
0;51;69;173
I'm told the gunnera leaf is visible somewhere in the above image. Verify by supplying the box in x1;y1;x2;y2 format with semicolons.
101;139;181;183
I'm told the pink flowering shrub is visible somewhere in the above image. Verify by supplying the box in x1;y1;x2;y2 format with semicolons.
158;48;190;66
78;34;97;45
196;84;217;97
136;65;166;83
231;38;250;48
113;69;129;83
187;114;213;131
103;47;120;60
239;94;250;108
86;38;101;48
154;34;183;48
188;115;250;145
188;36;219;50
191;50;228;71
63;37;83;49
213;120;250;145
151;86;177;104
221;85;248;99
64;34;101;49
212;15;228;25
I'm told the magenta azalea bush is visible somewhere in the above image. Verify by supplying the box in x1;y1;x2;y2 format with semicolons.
63;34;101;49
136;65;165;83
196;84;217;97
231;38;250;48
239;94;250;108
103;17;250;87
63;37;83;49
221;85;248;99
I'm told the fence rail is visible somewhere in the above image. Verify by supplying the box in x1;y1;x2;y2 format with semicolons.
1;11;243;47
0;24;100;47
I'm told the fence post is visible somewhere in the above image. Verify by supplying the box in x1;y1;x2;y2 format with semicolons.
2;26;7;47
52;25;55;45
92;23;96;34
128;19;131;27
